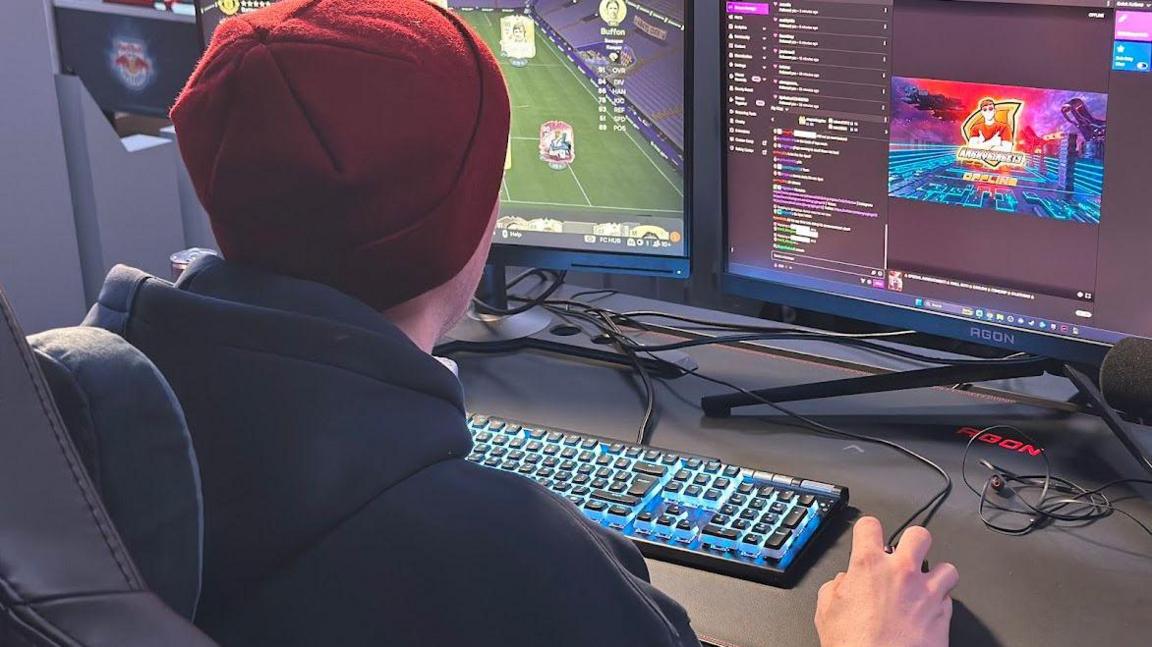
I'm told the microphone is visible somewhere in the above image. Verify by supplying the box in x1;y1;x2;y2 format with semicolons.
1100;337;1152;418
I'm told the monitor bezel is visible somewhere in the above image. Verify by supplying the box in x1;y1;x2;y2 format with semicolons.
488;0;693;280
716;0;1110;367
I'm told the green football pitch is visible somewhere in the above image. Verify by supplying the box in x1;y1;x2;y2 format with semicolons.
456;9;683;219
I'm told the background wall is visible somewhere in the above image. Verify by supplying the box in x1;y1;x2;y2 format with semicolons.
0;0;87;333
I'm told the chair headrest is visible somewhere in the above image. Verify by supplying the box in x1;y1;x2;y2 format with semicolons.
30;327;204;620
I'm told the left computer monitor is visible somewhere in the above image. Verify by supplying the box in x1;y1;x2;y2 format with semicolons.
195;0;279;49
458;0;692;279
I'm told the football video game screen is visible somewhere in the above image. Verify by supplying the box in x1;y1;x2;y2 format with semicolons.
452;1;688;258
724;0;1152;347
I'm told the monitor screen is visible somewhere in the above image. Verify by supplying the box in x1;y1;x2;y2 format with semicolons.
451;2;688;261
196;0;279;48
55;4;202;117
723;0;1152;353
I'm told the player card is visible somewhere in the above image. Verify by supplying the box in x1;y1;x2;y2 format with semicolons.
500;15;537;62
539;121;575;170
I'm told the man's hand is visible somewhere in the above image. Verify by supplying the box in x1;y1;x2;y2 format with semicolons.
814;517;959;647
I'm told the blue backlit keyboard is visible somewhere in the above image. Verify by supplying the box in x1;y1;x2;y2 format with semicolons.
466;414;849;586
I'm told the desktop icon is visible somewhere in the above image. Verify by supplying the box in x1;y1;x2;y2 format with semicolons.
916;298;925;307
975;309;984;317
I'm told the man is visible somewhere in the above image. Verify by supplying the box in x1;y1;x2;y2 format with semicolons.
160;0;958;644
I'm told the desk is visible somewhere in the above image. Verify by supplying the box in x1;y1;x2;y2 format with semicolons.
450;291;1152;647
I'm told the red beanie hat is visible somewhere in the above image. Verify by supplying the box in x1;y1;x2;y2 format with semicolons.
171;0;510;310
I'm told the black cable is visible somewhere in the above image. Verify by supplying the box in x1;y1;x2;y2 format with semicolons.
473;270;567;316
959;426;1152;540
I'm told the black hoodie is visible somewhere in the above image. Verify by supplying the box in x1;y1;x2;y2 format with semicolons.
85;255;699;647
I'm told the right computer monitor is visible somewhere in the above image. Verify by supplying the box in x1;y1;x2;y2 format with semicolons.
722;0;1152;363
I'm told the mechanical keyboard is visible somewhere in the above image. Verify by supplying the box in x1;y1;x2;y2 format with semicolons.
465;414;849;586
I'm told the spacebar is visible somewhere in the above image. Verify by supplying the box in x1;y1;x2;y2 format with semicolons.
590;490;641;507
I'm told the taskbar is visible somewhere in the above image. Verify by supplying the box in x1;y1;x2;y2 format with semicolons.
495;228;685;257
729;262;1122;347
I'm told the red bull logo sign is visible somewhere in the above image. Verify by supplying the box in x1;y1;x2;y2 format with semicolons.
111;38;154;91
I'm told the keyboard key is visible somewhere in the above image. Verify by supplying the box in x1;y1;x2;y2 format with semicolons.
644;450;661;462
592;478;609;489
524;454;541;464
595;467;612;478
633;462;667;477
685;485;703;498
710;513;731;526
777;490;795;503
567;495;583;506
543;445;559;456
609;482;628;494
559;460;576;472
656;514;675;527
546;432;563;443
518;464;534;474
491;436;508;446
713;477;732;490
573;474;590;485
782;507;808;529
580;438;598;450
572;486;591;496
490;447;507;458
749;498;767;510
561;448;578;459
506;424;522;434
475;431;492;442
553;481;571;492
798;494;816;507
705;460;722;473
758;486;776;498
471;416;489;428
760;513;779;525
737;482;754;495
752;522;772;535
704;489;722;502
685;458;702;470
473;444;490;454
605;443;624;454
614;457;631;470
740;508;758;520
742;533;764;548
576;463;592;474
628;476;658;498
563;434;581;446
673;469;690;482
543;456;559;468
508;450;525;461
666;504;686;516
612;471;629;482
693;474;710;486
596;454;613;466
501;460;518;470
584;499;607;515
535;467;554;478
525;428;545;439
661;454;679;465
489;420;506;432
724;465;741;478
765;529;792;550
770;502;787;515
483;457;500;468
731;519;750;530
591;490;641;507
664;481;683;494
728;493;748;505
701;525;740;548
674;519;697;542
720;504;739;516
625;447;642;458
607;504;631;517
527;441;544;452
578;451;595;463
509;438;525;449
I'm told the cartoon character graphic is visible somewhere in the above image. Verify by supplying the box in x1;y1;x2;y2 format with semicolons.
111;39;154;91
499;15;536;62
956;97;1025;168
539;120;575;170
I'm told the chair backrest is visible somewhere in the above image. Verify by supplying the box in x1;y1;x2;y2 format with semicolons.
0;285;217;647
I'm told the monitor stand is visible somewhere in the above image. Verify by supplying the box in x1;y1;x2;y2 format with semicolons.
436;263;697;378
700;357;1152;477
